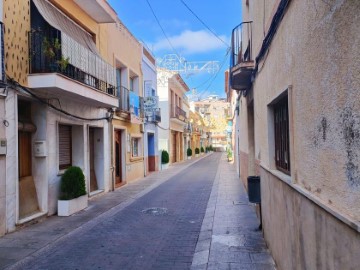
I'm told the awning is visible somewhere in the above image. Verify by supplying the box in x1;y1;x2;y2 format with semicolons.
32;0;99;55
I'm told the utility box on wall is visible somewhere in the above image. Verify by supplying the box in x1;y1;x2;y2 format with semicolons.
0;139;6;155
34;141;47;157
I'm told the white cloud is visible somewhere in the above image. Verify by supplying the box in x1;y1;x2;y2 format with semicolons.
152;30;228;55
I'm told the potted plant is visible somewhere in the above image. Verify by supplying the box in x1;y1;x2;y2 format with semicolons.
227;149;233;162
56;55;70;72
58;166;88;216
187;148;192;160
43;37;61;71
195;147;200;157
200;146;205;155
161;150;169;170
209;145;213;152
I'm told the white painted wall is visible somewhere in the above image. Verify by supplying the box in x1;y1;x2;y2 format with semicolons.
157;69;170;154
142;48;159;174
3;90;112;234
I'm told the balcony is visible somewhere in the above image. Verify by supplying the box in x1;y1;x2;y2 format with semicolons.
144;96;160;123
230;21;254;92
184;122;192;134
117;86;144;122
146;108;161;123
171;105;186;122
28;28;118;108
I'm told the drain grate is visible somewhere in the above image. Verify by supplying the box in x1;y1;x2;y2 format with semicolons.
142;207;168;216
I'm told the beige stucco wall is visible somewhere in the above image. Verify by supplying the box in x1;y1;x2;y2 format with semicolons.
106;21;143;94
236;0;360;268
261;168;360;270
112;119;144;183
248;0;360;220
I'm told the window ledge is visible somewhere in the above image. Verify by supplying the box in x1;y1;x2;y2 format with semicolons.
260;163;360;233
130;156;143;163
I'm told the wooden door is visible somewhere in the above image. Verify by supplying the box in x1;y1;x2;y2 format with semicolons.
19;131;32;178
89;128;98;192
18;131;39;219
115;130;123;186
171;132;176;163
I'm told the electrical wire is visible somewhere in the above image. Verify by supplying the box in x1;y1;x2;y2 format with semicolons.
193;48;231;99
196;48;231;99
155;123;169;131
146;0;181;58
7;77;112;122
179;0;230;48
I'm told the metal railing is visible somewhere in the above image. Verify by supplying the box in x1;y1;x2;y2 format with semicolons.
117;85;144;117
184;122;192;133
146;108;161;123
28;28;116;95
230;21;253;68
171;105;186;121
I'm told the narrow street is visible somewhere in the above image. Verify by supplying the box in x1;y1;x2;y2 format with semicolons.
2;153;274;270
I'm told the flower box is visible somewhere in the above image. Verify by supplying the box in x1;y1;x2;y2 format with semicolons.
58;195;88;216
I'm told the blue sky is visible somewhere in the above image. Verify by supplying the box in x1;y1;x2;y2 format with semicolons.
108;0;241;99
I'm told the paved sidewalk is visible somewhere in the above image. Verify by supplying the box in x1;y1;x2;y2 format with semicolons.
191;154;276;270
0;154;209;270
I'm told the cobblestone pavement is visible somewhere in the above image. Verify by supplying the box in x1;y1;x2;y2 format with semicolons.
1;153;276;270
5;154;220;270
191;155;276;270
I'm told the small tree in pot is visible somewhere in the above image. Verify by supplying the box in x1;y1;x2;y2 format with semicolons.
161;150;170;170
58;166;88;216
200;146;205;154
187;148;192;159
195;147;200;157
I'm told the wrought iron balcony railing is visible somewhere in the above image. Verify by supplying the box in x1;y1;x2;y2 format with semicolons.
230;21;254;92
29;28;116;95
146;108;161;123
117;85;144;117
171;105;186;121
230;21;253;68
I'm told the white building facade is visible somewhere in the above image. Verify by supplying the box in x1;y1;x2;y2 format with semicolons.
1;0;117;235
142;47;159;175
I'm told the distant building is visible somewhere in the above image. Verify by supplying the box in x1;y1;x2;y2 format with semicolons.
157;68;189;166
191;95;230;151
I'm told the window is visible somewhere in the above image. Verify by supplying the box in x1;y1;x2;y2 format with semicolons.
59;124;72;170
274;96;290;174
132;137;139;157
116;68;121;94
130;77;134;91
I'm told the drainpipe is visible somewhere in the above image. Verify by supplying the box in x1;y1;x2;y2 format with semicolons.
108;109;115;191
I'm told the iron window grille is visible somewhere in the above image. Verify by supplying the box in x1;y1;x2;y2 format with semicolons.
274;96;290;174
